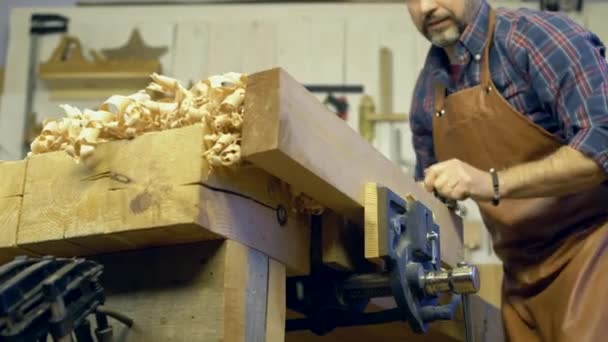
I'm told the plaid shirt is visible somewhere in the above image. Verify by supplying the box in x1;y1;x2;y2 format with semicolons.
410;0;608;181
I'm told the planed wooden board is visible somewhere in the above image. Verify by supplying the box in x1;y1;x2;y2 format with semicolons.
17;124;310;275
0;160;32;262
242;68;463;267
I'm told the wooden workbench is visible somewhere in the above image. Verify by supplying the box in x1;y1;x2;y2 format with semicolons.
0;68;502;341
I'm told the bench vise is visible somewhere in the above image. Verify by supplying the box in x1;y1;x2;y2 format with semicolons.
286;184;479;340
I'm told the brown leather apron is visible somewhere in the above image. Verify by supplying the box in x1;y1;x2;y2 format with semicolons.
432;10;608;342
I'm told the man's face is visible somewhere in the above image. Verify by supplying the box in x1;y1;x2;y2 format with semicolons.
407;0;469;48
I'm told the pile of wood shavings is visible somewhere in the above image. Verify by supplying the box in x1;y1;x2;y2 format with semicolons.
28;72;246;170
28;71;326;215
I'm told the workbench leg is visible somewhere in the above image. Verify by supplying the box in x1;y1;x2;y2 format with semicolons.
91;239;286;342
266;258;286;342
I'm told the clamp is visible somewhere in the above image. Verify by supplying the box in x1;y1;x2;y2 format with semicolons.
0;255;133;342
286;184;479;340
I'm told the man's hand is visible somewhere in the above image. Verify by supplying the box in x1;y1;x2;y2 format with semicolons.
423;159;493;202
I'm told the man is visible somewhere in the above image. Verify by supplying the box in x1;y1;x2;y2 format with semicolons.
407;0;608;340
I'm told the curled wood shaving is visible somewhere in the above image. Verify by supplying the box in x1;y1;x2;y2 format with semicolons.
28;71;325;215
28;72;247;169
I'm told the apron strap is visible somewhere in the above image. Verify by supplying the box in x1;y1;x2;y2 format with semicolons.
434;83;445;114
480;10;497;87
434;9;497;113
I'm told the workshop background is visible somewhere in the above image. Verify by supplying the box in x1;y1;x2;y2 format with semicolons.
0;0;604;269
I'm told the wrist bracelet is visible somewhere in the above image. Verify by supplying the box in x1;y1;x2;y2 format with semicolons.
489;168;500;206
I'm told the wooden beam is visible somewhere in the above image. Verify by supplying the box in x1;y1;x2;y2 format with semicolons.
92;239;283;341
17;125;310;275
242;68;463;267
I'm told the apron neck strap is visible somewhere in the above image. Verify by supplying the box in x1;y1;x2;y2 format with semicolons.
434;83;445;114
480;9;497;87
434;9;497;112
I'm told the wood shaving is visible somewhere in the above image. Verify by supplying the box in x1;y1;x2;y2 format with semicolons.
28;72;248;170
28;71;325;215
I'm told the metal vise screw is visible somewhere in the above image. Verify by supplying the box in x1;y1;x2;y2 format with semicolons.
422;262;480;342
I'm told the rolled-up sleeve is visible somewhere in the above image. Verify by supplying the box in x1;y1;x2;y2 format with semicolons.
410;70;437;181
508;13;608;174
569;83;608;174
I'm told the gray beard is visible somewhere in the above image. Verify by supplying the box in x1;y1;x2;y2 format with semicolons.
427;0;479;47
429;26;462;47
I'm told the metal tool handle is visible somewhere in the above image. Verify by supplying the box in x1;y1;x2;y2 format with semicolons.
458;262;475;342
423;263;480;296
462;293;474;342
433;190;468;217
422;261;478;341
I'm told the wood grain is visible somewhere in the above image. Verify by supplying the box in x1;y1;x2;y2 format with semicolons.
266;258;286;342
93;240;278;342
242;68;463;267
17;125;309;274
0;160;31;261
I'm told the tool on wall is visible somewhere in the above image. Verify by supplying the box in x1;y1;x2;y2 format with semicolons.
305;84;364;120
22;14;69;158
323;94;349;120
38;29;167;100
286;184;479;341
0;256;133;342
358;47;408;144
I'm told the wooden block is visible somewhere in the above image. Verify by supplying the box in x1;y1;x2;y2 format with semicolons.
0;160;32;262
242;68;463;267
363;182;387;264
18;125;309;274
266;258;286;342
93;239;279;341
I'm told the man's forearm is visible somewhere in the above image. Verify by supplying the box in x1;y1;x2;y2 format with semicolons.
499;146;607;198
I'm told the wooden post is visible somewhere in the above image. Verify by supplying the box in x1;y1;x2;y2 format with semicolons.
92;239;285;342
